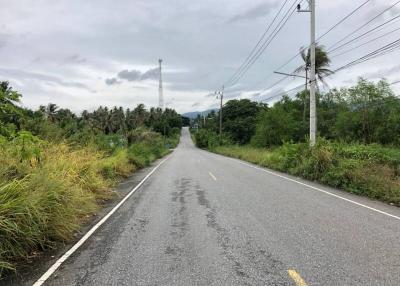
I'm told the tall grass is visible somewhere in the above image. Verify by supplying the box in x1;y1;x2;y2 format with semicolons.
0;130;172;276
214;140;400;206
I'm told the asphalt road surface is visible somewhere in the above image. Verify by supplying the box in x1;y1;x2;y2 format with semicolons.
41;127;400;286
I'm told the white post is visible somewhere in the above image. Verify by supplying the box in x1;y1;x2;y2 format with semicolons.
219;85;224;143
158;59;164;110
309;0;316;146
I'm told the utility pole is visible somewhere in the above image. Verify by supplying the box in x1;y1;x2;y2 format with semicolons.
215;86;224;143
298;0;316;146
309;0;316;146
158;59;164;110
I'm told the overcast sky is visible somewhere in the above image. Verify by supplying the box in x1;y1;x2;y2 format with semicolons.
1;0;399;114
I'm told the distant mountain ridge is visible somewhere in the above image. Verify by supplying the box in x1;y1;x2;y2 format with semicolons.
182;109;218;119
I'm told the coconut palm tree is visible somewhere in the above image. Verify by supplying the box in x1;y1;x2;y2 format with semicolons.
45;103;59;123
295;44;334;88
294;44;334;122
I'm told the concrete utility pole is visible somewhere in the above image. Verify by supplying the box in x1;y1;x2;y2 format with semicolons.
298;0;316;146
309;0;316;146
215;86;224;143
158;59;164;110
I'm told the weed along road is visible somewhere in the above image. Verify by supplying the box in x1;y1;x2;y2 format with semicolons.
36;127;400;286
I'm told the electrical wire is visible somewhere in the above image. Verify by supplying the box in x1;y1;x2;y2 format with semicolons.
224;0;301;88
327;0;400;51
328;14;400;54
333;38;400;73
262;39;400;103
250;0;373;91
330;26;400;58
223;0;291;87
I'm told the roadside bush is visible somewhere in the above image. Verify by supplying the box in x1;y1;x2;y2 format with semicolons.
194;129;219;149
213;140;400;206
99;149;135;181
95;134;127;153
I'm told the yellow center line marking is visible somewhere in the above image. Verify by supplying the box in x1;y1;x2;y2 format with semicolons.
208;171;217;181
288;270;309;286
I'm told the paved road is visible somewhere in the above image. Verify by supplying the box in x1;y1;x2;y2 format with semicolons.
43;127;400;286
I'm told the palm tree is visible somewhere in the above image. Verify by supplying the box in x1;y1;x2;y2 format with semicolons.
295;44;334;88
294;44;333;122
45;103;59;123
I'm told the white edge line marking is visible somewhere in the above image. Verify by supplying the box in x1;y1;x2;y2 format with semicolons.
32;156;170;286
208;171;217;181
228;156;400;221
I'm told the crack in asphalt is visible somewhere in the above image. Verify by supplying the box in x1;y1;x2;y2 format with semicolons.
195;183;288;285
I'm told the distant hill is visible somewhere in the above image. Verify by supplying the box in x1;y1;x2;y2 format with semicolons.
182;109;218;119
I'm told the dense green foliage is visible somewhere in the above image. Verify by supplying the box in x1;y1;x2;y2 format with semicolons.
0;81;181;275
214;142;400;206
191;99;263;148
192;79;400;147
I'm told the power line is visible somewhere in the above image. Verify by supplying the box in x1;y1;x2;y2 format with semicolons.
328;13;400;54
331;26;400;58
261;82;305;103
333;38;400;73
266;0;400;88
226;4;298;87
250;0;373;90
327;0;400;51
223;0;291;87
317;0;371;40
221;0;400;105
262;39;400;104
259;2;400;97
225;0;301;88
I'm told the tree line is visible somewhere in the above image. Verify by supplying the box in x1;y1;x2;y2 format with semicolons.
0;81;183;147
193;78;400;147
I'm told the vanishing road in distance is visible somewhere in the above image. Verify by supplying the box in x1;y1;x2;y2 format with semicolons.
41;127;400;286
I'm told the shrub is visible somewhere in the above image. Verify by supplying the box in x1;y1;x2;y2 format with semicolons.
194;129;219;149
95;134;127;153
212;140;400;206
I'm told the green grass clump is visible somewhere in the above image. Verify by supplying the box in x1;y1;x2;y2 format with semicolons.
0;143;101;276
214;140;400;206
0;130;173;275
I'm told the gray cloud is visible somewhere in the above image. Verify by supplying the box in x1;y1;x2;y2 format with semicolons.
118;69;142;81
228;1;279;23
63;54;87;65
0;39;6;49
364;1;400;21
1;0;399;113
254;87;286;103
141;68;159;80
363;64;400;79
0;32;11;49
105;77;121;85
0;68;94;92
111;67;160;85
